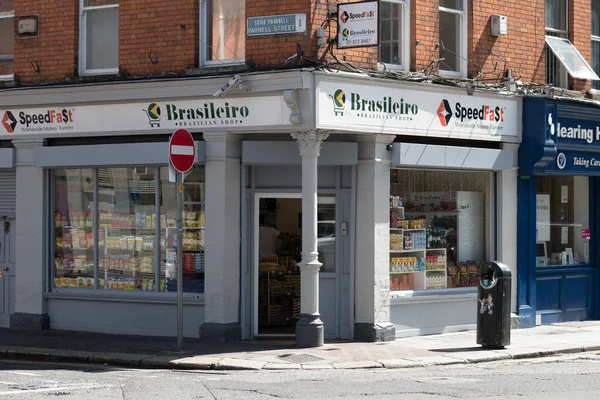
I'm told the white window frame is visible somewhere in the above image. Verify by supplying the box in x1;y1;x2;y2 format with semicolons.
79;1;119;76
545;0;568;88
377;0;410;71
592;0;600;91
0;9;14;81
200;0;245;68
438;1;467;78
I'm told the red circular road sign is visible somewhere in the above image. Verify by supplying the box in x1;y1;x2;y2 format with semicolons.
169;129;196;173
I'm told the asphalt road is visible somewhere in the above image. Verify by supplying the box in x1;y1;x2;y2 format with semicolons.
1;352;600;399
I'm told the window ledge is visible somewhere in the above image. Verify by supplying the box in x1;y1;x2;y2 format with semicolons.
390;287;476;305
377;62;407;72
45;290;205;305
185;64;248;76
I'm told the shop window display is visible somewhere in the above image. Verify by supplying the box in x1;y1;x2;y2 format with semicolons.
389;169;490;291
535;176;589;266
53;169;95;289
52;166;205;293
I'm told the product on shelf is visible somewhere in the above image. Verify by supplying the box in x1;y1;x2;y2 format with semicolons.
425;272;446;290
403;232;426;250
389;196;403;208
426;254;447;270
390;257;424;272
390;208;405;229
390;233;404;251
390;274;413;290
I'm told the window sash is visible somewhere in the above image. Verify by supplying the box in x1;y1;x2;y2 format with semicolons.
378;0;408;69
200;0;245;67
79;1;119;75
438;4;466;76
0;13;14;78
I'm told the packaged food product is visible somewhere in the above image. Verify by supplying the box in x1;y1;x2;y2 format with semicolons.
54;278;63;288
135;237;143;251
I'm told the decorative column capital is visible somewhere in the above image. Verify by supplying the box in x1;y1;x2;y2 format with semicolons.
291;130;330;158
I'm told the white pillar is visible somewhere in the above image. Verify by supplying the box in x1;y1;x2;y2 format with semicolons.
498;143;519;314
354;136;396;341
10;139;49;330
291;130;329;348
199;133;242;341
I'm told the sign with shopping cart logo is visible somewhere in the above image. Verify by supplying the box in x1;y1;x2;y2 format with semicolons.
0;96;293;138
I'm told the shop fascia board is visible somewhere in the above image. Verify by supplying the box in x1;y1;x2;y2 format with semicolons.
0;70;312;108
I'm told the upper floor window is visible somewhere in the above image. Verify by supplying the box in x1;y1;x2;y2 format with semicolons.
0;0;14;79
593;0;600;90
545;0;568;87
438;0;466;77
201;0;245;66
378;0;409;70
80;0;119;76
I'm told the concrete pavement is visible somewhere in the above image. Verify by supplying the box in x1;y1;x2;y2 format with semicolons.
1;321;600;370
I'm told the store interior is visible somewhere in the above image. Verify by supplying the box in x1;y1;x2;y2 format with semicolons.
257;195;336;336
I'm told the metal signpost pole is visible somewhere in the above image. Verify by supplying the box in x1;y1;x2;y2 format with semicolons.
176;171;184;351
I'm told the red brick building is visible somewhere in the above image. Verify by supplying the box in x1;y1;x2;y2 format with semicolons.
0;1;597;91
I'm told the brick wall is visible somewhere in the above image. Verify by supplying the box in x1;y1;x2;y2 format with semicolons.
14;0;78;84
8;0;598;88
468;0;545;84
245;0;377;70
568;0;592;92
119;0;198;77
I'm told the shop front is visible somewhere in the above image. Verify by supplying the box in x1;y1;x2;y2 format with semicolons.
518;96;600;327
315;74;521;338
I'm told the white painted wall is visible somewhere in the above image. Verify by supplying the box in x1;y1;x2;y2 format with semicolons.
13;139;47;316
497;144;519;313
203;133;241;325
354;136;394;325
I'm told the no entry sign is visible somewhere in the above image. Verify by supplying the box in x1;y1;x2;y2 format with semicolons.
169;129;195;173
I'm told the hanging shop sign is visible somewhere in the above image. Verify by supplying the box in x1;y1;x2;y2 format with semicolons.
0;96;292;137
247;14;307;36
337;1;378;48
317;80;518;140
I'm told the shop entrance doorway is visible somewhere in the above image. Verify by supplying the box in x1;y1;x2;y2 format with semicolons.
253;194;338;337
0;217;15;328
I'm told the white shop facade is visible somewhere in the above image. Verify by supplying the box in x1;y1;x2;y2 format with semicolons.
0;70;520;342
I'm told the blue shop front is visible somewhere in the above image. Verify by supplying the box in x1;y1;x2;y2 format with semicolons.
518;96;600;328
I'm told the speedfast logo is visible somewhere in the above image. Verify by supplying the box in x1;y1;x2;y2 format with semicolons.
340;10;375;23
437;99;505;126
20;109;74;127
1;111;17;133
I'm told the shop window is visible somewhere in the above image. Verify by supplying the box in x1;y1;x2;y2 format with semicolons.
389;169;491;291
378;0;408;70
53;169;96;289
52;166;205;293
0;1;14;79
80;0;119;75
545;0;567;87
201;0;245;66
535;176;589;266
438;0;466;76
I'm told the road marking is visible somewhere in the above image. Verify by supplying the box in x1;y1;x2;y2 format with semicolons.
3;371;37;376
0;384;110;396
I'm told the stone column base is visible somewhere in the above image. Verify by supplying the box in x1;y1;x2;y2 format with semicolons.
10;313;50;331
354;322;396;342
199;322;241;342
295;313;324;348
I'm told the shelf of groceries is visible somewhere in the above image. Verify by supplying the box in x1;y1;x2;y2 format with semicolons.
389;196;480;291
53;210;205;292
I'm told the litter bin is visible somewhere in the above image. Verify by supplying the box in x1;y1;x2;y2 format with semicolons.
476;261;511;349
